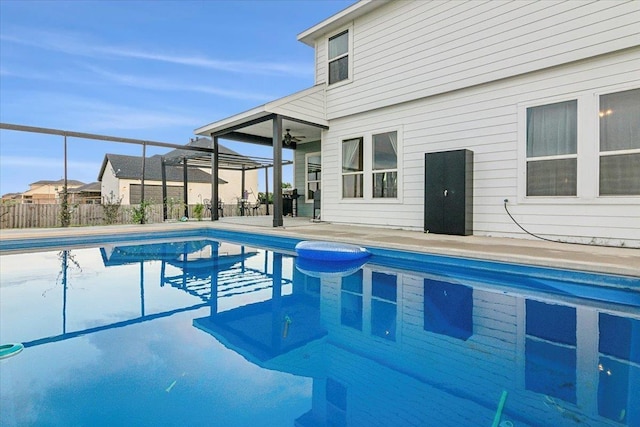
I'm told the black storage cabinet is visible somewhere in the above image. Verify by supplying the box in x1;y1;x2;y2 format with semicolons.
424;149;473;235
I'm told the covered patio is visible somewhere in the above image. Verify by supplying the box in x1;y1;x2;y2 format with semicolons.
195;84;328;227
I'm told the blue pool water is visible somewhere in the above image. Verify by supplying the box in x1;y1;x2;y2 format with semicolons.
0;231;638;426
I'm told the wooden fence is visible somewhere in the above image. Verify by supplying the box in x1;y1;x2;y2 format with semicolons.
0;202;269;229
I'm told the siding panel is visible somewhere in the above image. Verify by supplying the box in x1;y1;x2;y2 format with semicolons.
319;48;640;246
321;0;639;119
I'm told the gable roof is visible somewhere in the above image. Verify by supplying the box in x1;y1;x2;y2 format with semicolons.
97;154;226;184
30;179;85;187
68;182;101;193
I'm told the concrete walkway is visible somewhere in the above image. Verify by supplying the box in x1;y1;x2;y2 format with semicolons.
1;217;638;277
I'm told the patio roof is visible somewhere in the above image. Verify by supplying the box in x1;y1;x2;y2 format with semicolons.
194;84;328;149
194;84;329;227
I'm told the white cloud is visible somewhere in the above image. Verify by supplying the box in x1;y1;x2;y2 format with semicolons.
1;28;313;78
82;65;274;102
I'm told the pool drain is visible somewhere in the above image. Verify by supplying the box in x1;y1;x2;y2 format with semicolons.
0;343;24;359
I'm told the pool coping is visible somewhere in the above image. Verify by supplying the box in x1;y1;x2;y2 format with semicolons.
0;220;638;279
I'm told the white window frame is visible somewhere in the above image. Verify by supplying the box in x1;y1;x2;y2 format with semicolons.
341;136;364;199
518;86;639;204
305;151;321;203
596;87;640;197
340;126;403;203
326;25;353;88
372;130;399;199
522;98;579;199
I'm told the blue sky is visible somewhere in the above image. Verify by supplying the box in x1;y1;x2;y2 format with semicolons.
0;0;355;195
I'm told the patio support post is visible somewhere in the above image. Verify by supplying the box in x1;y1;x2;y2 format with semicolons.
211;135;220;220
182;156;188;218
161;157;168;221
140;142;146;224
272;115;283;227
265;167;270;215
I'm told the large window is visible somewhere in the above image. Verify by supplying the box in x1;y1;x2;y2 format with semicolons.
372;131;398;198
328;30;349;85
599;88;640;196
342;137;363;198
526;100;578;196
305;152;321;203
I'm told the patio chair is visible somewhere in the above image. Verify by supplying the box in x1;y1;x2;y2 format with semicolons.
204;199;224;217
237;198;250;216
251;199;262;216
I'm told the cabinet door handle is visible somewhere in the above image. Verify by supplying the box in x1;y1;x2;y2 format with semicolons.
444;189;448;197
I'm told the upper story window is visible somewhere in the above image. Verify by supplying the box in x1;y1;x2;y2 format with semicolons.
342;137;363;198
599;88;640;196
526;100;577;196
372;131;398;198
328;30;349;85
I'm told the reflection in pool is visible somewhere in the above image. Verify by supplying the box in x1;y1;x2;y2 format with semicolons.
0;236;638;426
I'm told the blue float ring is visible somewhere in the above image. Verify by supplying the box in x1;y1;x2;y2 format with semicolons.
295;241;370;262
0;343;24;359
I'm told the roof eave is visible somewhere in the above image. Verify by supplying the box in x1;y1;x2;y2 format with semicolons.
297;0;388;46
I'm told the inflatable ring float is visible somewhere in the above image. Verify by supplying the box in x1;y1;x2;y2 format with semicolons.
295;240;370;262
0;343;24;359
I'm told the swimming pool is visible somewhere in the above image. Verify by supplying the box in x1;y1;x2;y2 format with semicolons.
1;231;638;426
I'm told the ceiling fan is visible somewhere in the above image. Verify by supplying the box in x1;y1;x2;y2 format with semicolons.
283;129;305;146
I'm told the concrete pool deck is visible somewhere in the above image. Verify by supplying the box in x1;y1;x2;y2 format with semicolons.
0;217;638;278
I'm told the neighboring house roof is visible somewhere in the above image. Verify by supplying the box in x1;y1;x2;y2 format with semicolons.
1;192;22;199
165;137;243;160
68;182;101;193
30;179;85;187
97;153;227;184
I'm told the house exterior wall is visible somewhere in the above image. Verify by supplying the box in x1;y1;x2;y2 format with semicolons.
216;168;259;206
316;0;639;120
319;48;640;246
100;160;259;206
101;161;121;203
22;182;84;204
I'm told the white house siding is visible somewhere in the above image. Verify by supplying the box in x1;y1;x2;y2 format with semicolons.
315;39;326;87
269;84;326;125
320;48;640;246
321;0;640;120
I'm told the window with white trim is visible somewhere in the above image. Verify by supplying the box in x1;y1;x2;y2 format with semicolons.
598;88;640;196
328;30;349;85
305;152;321;203
372;131;398;198
526;100;578;196
342;137;363;198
